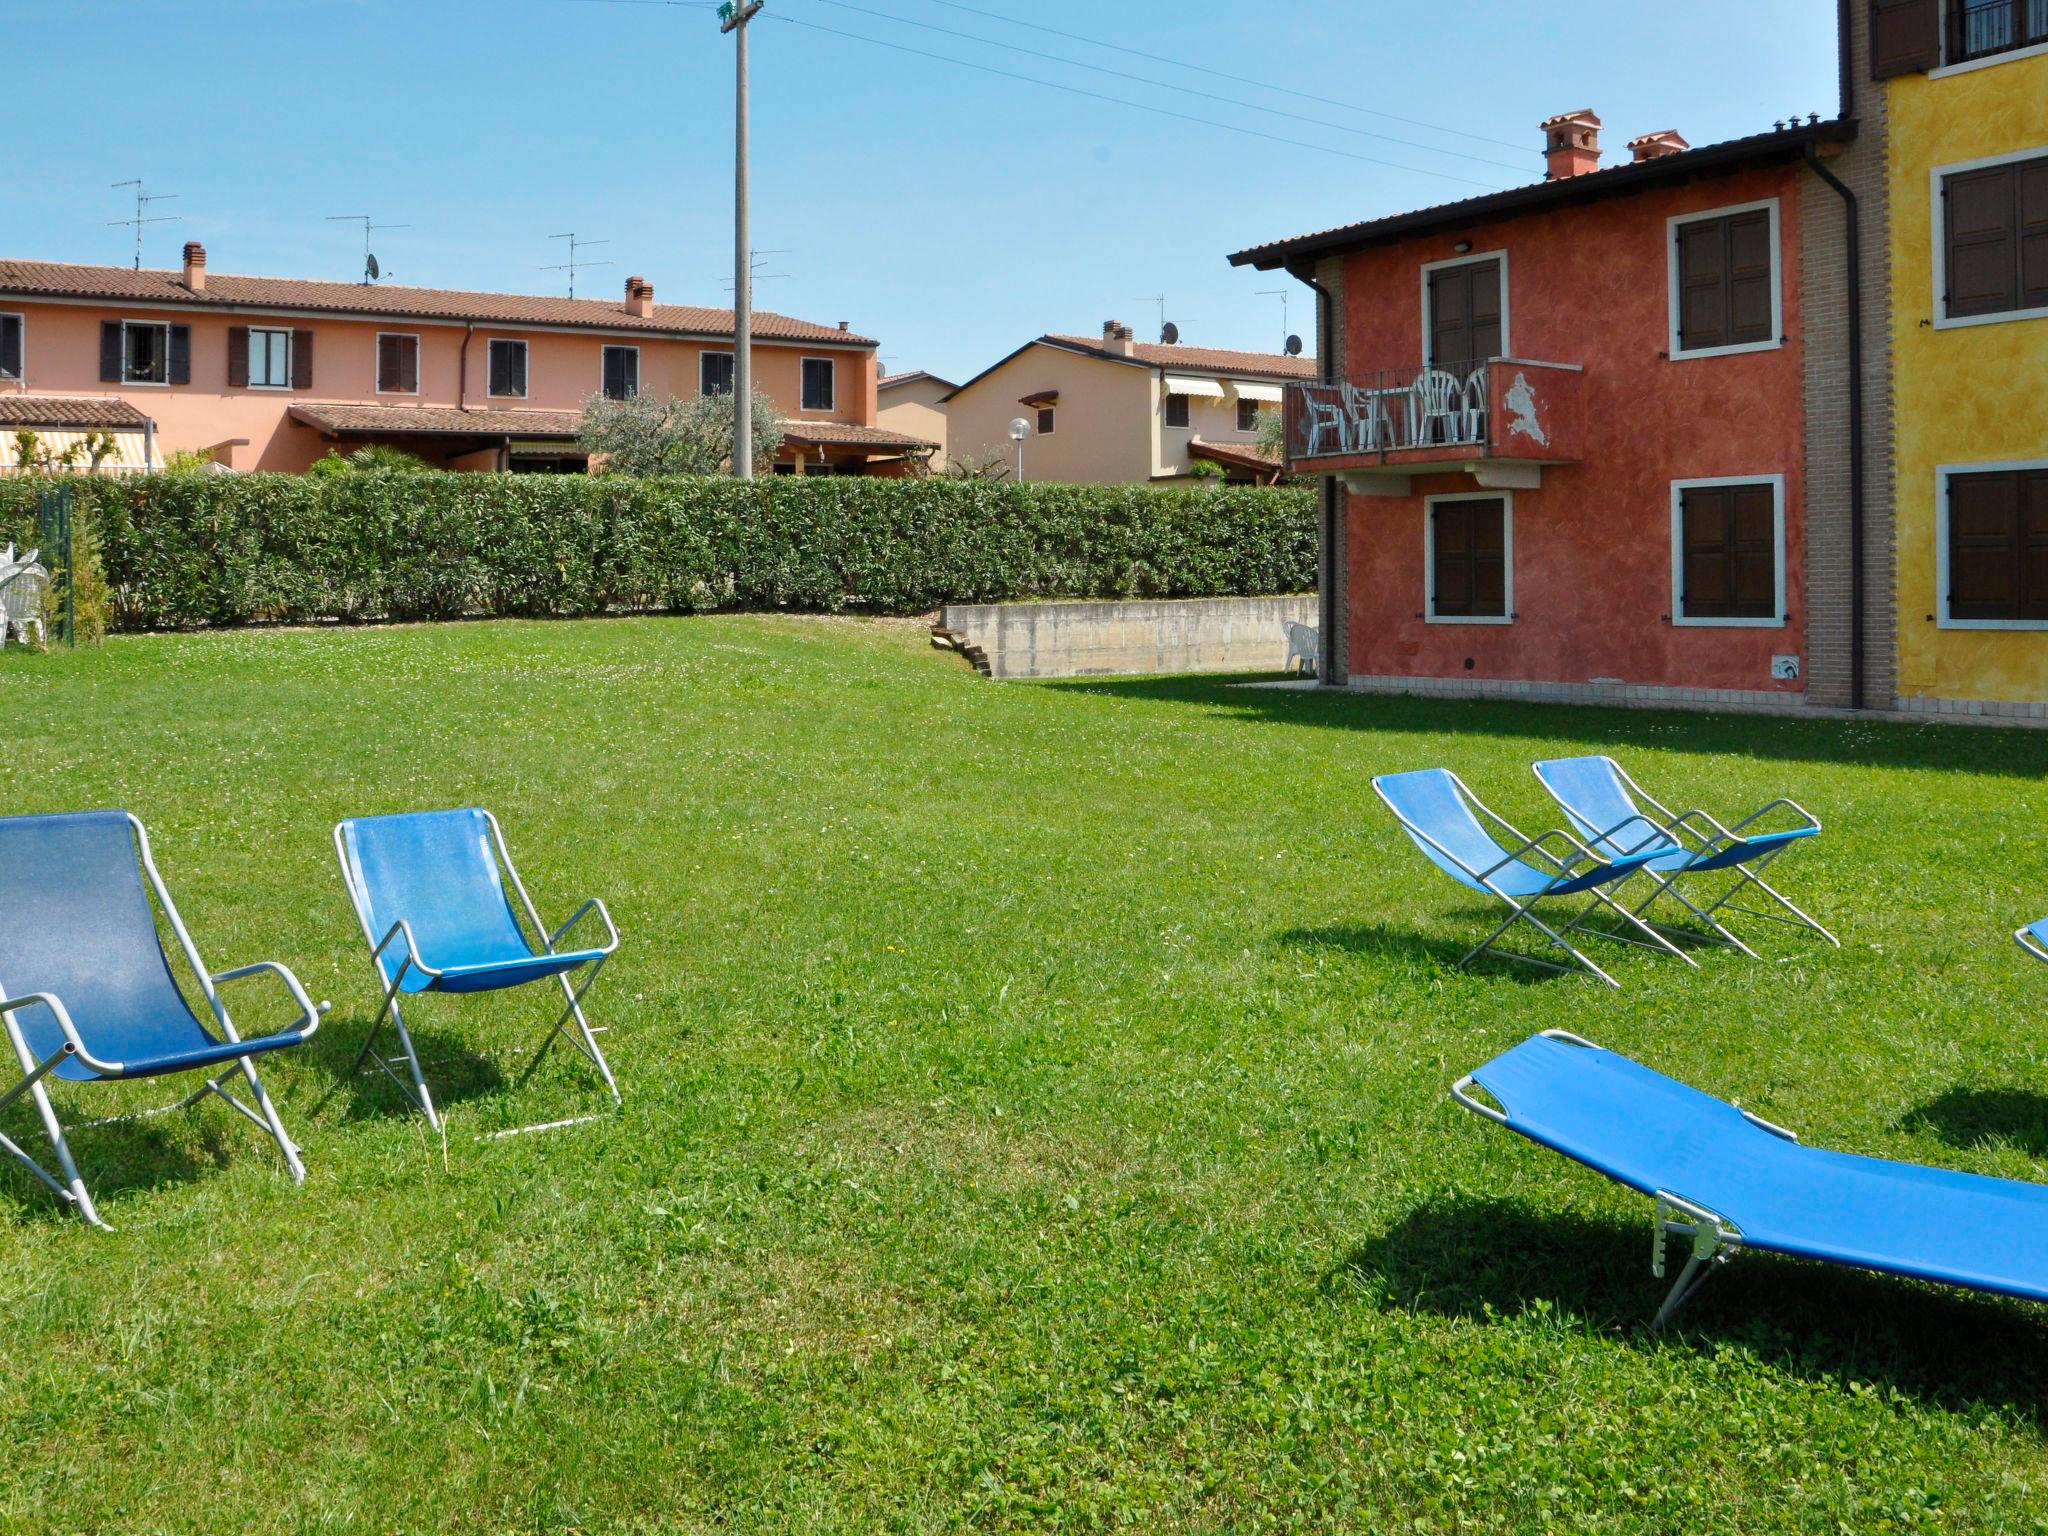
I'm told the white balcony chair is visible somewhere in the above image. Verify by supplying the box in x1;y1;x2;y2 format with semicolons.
1459;368;1491;444
1342;383;1396;452
1300;389;1351;459
0;557;50;648
1409;369;1464;447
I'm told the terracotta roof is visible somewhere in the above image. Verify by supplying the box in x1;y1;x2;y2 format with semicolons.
780;420;938;452
1188;436;1281;473
0;394;151;429
1229;118;1853;269
878;370;958;391
0;259;875;345
290;403;582;437
1042;334;1317;379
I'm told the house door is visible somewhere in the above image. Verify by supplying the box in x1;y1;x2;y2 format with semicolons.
1426;259;1503;371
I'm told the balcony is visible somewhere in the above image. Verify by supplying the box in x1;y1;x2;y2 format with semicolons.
1283;357;1583;495
1948;0;2048;64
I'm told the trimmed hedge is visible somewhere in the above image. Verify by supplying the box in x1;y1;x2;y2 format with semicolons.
0;473;1314;630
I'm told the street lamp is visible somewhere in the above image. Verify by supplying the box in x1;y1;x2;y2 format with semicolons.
1009;416;1030;482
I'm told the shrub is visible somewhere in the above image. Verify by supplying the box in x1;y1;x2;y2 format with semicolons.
0;472;1315;631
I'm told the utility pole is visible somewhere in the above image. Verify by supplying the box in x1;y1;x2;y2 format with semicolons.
722;1;765;479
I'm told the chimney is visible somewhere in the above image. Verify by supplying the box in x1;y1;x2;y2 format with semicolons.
1626;129;1690;163
1540;109;1602;179
625;275;654;318
1101;319;1135;357
181;241;207;293
837;320;849;332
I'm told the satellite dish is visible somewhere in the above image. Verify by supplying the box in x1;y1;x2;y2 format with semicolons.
1160;321;1180;345
1284;334;1303;357
365;253;381;283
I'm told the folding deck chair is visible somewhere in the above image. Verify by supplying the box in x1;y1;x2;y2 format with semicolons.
1532;755;1837;959
1372;768;1695;988
334;808;620;1135
1454;1030;2048;1327
0;810;325;1229
2019;917;2048;969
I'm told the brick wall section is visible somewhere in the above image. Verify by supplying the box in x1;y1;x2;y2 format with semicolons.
1799;2;1896;709
1314;252;1350;685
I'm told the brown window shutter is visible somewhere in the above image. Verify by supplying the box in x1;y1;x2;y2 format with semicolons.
167;324;191;385
2023;470;2048;620
0;315;21;380
401;336;418;393
2021;158;2048;310
100;321;124;382
1949;470;2020;619
1683;487;1733;616
1433;504;1474;614
1676;221;1728;350
377;334;397;391
1432;500;1505;617
1472;500;1506;615
227;325;250;388
1725;212;1774;344
1870;0;1940;77
1945;164;2019;317
291;330;313;389
1729;484;1778;616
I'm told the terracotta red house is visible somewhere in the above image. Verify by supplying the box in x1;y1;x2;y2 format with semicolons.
1231;108;1877;712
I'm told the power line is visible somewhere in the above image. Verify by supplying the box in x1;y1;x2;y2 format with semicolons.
790;0;1530;173
914;0;1533;154
760;11;1508;189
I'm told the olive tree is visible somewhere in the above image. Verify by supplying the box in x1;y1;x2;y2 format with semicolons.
578;389;785;476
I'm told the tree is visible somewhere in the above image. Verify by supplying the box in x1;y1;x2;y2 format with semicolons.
307;444;434;477
578;389;784;477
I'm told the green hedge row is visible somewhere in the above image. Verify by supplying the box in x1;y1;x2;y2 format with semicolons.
0;473;1315;630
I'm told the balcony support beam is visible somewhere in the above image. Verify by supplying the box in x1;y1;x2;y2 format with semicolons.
1339;470;1412;497
1472;462;1543;491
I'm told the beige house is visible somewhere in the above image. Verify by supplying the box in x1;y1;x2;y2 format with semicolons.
876;370;954;467
943;323;1314;484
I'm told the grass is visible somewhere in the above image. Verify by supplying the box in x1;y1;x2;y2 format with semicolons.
1;614;2046;1533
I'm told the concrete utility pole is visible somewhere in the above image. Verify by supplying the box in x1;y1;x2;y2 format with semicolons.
722;1;766;479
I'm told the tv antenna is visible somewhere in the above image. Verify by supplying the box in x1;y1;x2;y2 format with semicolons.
327;214;410;284
542;232;614;299
108;180;180;271
1257;289;1293;351
1135;294;1178;342
722;248;792;292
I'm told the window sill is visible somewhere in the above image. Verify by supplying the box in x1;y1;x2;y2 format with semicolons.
487;393;529;401
1933;305;2048;331
375;389;420;398
1673;615;1786;628
1929;39;2048;78
1937;617;2048;631
1668;338;1784;361
1425;614;1514;626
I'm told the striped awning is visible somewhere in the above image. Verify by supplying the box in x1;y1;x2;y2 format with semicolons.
1163;375;1226;398
1232;381;1284;403
0;429;152;472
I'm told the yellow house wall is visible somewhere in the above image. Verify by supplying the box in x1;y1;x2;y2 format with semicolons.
944;344;1156;483
1888;48;2048;704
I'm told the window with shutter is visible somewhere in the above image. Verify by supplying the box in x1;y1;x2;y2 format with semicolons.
1941;151;2048;322
1945;465;2048;624
1870;0;1941;76
1945;0;2048;63
378;334;420;394
1427;495;1511;622
0;313;24;381
1671;203;1780;356
1164;393;1191;429
118;321;172;384
167;324;191;386
800;357;835;411
602;345;639;401
291;329;313;390
100;321;123;383
245;328;292;389
227;325;250;388
700;351;735;396
1675;480;1782;623
488;339;527;398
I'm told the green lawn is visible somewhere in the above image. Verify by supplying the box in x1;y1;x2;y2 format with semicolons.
2;615;2046;1534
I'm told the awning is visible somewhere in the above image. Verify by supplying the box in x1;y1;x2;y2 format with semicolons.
1163;375;1226;398
1232;382;1284;403
0;429;152;471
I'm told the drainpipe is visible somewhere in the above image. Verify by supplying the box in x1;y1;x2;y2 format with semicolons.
458;322;476;410
1289;259;1341;686
1807;104;1865;707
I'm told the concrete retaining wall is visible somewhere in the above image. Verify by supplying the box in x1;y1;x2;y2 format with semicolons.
940;595;1315;680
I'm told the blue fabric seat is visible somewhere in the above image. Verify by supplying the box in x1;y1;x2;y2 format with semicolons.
1371;769;1693;987
1531;755;1835;956
333;808;621;1131
2020;916;2048;967
1458;1031;2048;1321
0;810;322;1228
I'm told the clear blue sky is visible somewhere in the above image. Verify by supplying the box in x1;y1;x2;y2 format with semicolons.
11;0;1838;383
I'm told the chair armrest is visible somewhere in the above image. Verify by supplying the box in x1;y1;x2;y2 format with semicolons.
0;990;125;1076
548;898;620;956
1724;798;1821;838
369;919;441;980
2017;925;2048;967
1450;1074;1509;1126
210;961;329;1039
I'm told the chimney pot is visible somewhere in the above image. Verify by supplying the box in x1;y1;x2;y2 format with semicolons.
181;241;207;293
1626;129;1690;163
1101;320;1135;357
625;275;654;318
1539;108;1603;180
838;320;848;331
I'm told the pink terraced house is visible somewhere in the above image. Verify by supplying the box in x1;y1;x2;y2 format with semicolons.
0;244;934;474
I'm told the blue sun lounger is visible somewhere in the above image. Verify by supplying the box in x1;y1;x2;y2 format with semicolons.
1531;755;1837;958
334;808;620;1135
1454;1030;2048;1326
0;811;325;1228
1372;768;1694;987
2020;918;2048;968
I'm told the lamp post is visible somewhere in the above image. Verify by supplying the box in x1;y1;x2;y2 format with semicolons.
1009;417;1030;483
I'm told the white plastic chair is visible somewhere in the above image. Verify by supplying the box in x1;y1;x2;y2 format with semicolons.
1459;368;1490;443
1300;387;1351;458
1342;383;1395;451
0;559;49;648
1409;369;1464;446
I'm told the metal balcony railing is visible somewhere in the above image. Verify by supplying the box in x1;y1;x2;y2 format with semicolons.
1285;361;1495;464
1949;0;2048;62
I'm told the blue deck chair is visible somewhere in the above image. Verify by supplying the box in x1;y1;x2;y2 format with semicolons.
0;811;324;1229
1372;768;1695;988
2020;917;2048;968
334;808;620;1135
1455;1029;2048;1326
1532;755;1837;958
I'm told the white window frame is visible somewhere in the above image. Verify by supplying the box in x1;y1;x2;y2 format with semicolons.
1163;391;1191;430
699;349;735;396
1418;247;1511;367
121;319;172;387
799;355;836;412
1669;474;1788;628
1935;457;2048;629
1930;144;2048;330
246;326;293;391
1666;198;1783;360
601;343;640;401
1036;405;1056;436
487;337;529;399
0;311;22;381
1423;489;1515;625
376;331;421;396
1235;397;1260;434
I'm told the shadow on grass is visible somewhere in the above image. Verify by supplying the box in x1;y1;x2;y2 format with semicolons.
1275;911;1710;982
301;1010;506;1124
1337;1196;2048;1420
1900;1087;2048;1159
0;1094;233;1225
1038;673;2048;779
